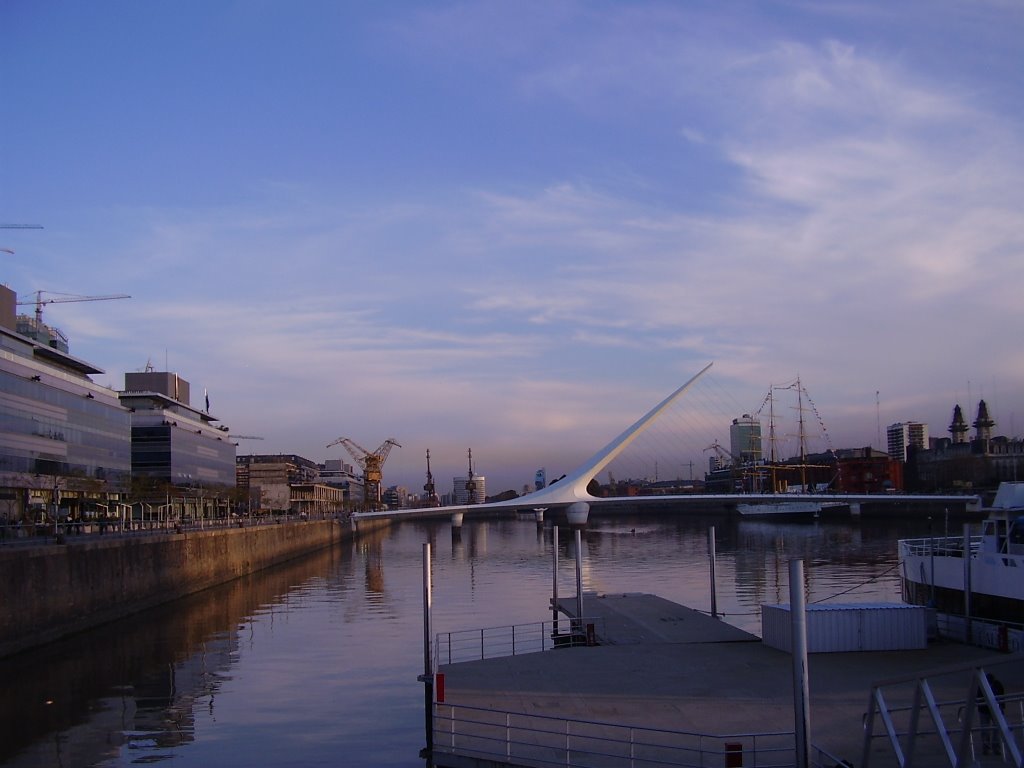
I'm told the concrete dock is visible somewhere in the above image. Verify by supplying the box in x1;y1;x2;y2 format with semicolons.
434;593;1022;767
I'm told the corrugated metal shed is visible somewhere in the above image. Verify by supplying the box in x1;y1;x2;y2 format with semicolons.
761;602;928;653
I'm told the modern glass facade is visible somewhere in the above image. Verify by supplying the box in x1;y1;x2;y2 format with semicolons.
0;367;131;482
0;327;132;522
120;392;236;490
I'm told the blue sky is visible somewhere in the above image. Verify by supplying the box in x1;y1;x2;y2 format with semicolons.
3;1;1022;493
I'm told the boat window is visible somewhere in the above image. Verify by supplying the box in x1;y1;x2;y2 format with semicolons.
1009;517;1024;555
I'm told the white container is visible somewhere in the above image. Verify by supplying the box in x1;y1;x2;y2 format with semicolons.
761;602;927;653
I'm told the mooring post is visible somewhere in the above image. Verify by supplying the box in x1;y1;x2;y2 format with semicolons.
422;542;434;760
574;527;584;624
708;526;718;619
789;559;811;768
552;525;560;634
963;523;972;643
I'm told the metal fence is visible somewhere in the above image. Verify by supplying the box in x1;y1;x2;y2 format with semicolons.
436;617;606;666
432;701;852;768
0;510;343;546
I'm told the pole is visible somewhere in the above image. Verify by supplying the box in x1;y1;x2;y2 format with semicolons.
552;525;559;634
963;523;972;643
422;542;434;758
708;526;718;619
789;559;811;768
574;528;584;624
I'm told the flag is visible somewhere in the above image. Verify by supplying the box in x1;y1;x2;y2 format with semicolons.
205;388;210;413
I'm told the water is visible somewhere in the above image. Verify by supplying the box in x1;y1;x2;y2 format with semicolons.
0;511;935;767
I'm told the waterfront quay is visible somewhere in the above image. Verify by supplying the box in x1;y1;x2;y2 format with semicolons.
433;593;1024;768
0;513;373;658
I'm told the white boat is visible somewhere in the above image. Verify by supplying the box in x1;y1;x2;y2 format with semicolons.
899;481;1024;622
738;500;824;517
737;497;845;518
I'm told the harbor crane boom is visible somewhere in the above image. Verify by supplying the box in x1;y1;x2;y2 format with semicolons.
326;437;401;508
17;290;131;324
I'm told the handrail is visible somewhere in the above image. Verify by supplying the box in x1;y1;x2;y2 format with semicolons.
434;700;846;768
861;654;1024;767
436;617;605;666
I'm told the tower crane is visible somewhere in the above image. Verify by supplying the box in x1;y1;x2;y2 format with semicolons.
326;437;401;509
17;290;131;324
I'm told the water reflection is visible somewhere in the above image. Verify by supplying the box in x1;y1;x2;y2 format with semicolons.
1;512;938;767
0;543;356;767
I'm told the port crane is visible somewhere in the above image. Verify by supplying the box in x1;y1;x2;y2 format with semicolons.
326;437;400;508
423;449;439;506
17;290;131;324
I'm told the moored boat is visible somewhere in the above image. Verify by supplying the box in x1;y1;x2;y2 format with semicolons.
899;481;1024;622
737;499;845;518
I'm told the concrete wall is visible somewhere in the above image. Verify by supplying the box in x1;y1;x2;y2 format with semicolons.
0;518;387;658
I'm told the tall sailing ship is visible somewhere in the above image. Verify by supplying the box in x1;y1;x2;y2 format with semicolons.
736;376;841;518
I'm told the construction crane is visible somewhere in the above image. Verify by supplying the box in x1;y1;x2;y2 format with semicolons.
326;437;401;509
17;290;131;324
703;441;738;468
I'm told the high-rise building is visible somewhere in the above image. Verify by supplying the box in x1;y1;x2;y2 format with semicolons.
887;421;929;462
452;475;486;504
729;414;762;464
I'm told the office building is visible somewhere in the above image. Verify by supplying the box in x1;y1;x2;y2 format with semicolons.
729;414;762;464
452;475;486;505
119;371;236;518
886;421;929;463
236;454;347;514
0;285;132;524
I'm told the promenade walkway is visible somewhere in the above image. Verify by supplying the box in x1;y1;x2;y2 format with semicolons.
435;593;1022;767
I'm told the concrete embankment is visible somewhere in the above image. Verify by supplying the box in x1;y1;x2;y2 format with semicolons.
0;517;392;658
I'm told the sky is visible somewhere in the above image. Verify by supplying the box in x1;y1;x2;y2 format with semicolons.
2;1;1022;495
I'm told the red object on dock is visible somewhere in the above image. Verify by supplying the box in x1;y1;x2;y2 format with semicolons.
435;673;445;703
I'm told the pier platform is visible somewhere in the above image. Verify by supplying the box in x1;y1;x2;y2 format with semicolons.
435;593;1021;767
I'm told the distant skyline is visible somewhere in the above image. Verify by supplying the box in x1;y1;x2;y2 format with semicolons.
3;2;1022;493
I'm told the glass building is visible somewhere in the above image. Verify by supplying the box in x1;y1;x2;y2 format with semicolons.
119;372;236;494
0;286;132;523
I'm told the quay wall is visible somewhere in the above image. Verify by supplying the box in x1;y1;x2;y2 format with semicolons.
0;518;391;658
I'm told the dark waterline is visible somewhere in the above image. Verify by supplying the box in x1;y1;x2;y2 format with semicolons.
1;511;937;767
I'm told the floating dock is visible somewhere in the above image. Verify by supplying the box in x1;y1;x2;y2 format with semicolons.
433;593;1021;767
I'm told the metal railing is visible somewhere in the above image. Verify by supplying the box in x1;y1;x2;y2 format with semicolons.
861;654;1024;767
0;511;345;546
933;612;1024;653
436;617;605;666
433;701;849;768
900;536;977;558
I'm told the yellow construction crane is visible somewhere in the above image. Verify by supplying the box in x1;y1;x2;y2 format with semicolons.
17;290;131;324
326;437;401;508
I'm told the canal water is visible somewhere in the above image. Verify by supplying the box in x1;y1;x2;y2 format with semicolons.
1;511;936;767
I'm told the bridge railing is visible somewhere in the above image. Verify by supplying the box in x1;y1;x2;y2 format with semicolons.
436;617;606;666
